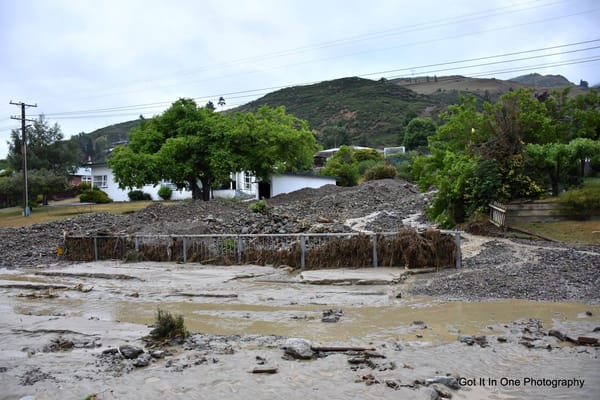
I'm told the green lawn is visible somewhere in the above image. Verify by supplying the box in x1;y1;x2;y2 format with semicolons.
511;220;600;245
0;199;155;228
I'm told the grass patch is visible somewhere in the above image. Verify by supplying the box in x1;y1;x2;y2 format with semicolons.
149;308;188;341
511;220;600;245
0;200;159;228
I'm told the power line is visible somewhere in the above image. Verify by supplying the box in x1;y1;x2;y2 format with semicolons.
36;0;583;105
29;41;600;121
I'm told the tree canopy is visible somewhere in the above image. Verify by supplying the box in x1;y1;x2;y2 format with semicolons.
109;99;319;200
412;88;600;227
2;116;80;206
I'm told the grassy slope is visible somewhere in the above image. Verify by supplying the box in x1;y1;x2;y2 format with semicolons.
234;77;442;147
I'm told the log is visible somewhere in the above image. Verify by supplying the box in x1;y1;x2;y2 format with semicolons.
577;336;598;346
251;367;278;374
310;346;376;352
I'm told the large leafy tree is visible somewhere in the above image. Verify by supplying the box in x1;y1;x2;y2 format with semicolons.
5;116;80;205
402;117;437;150
109;99;319;200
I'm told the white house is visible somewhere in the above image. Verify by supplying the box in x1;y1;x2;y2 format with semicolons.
89;163;258;201
88;163;335;202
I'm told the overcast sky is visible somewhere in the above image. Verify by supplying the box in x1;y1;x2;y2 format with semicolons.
1;0;599;159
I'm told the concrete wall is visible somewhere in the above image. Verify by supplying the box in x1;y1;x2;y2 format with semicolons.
271;174;337;197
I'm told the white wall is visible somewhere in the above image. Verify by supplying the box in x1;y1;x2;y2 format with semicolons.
90;165;257;201
271;174;337;197
90;165;192;201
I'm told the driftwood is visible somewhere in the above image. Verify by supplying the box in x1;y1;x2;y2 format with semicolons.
251;367;278;374
310;346;376;352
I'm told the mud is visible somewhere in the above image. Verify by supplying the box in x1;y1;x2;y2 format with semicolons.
1;260;599;400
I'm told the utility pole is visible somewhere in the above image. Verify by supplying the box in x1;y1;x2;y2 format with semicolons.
10;100;37;217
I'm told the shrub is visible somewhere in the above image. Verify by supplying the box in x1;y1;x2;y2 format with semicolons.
79;187;112;203
249;199;268;213
357;159;378;175
363;164;397;181
128;190;152;201
558;186;600;219
149;308;188;340
158;185;173;200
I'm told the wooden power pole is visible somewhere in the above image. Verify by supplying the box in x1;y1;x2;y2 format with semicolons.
10;100;37;216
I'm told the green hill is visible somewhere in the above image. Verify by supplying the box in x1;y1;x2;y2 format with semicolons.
509;73;573;87
72;73;592;155
74;119;141;163
234;77;444;148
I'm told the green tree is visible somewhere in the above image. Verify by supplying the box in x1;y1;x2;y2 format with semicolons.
109;99;318;201
7;116;80;173
321;145;359;186
5;116;80;205
402;117;437;150
227;105;319;182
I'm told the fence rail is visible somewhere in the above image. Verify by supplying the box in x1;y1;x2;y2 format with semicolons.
63;230;462;270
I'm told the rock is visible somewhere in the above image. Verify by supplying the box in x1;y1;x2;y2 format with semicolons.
548;329;566;341
119;345;144;359
473;335;488;347
132;353;151;367
426;387;441;400
102;348;119;355
594;327;600;332
458;335;474;345
385;379;400;390
395;292;402;298
321;309;343;323
282;338;314;359
497;336;508;343
150;350;165;359
432;383;454;398
585;311;592;316
426;376;460;390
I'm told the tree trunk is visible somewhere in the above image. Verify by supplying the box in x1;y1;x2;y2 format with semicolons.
201;180;211;201
189;179;202;200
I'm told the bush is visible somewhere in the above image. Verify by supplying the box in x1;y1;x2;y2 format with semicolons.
79;187;112;203
149;308;188;340
558;186;600;219
158;185;173;200
128;190;152;201
249;199;268;213
357;159;378;175
363;164;397;181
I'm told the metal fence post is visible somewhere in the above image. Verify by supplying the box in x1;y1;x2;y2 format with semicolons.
93;237;98;262
183;237;187;263
135;237;139;252
237;236;243;264
454;232;462;269
300;235;306;269
372;234;378;268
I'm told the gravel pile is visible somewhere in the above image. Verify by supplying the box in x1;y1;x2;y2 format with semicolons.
409;240;600;303
0;179;428;267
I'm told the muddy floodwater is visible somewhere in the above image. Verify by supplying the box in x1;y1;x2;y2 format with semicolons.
1;261;598;400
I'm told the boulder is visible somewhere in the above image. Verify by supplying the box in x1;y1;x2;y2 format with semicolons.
119;345;144;359
282;338;314;359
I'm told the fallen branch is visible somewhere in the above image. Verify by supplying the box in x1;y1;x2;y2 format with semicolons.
311;346;376;352
251;367;278;374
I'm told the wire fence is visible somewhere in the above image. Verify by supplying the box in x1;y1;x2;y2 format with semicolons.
63;229;461;270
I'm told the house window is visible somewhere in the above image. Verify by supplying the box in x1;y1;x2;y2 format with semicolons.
93;175;108;188
81;176;92;183
244;174;254;191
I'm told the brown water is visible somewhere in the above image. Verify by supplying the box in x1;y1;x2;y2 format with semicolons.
1;263;599;400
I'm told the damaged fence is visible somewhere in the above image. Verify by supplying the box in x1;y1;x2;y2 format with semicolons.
63;229;461;270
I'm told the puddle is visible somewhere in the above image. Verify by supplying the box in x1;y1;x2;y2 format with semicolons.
11;294;598;344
